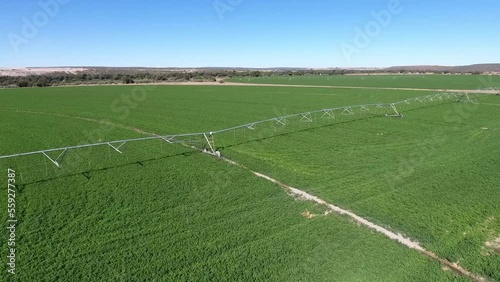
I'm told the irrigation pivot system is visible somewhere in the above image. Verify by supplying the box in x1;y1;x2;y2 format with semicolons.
0;92;480;168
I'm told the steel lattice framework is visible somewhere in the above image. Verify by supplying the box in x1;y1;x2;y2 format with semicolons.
0;92;477;166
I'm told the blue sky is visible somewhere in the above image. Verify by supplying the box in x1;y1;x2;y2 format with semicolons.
1;0;499;68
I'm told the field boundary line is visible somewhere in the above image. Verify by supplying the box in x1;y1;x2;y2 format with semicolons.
222;82;500;94
217;156;488;282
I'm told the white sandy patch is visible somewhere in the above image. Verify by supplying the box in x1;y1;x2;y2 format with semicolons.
0;67;88;77
251;172;425;251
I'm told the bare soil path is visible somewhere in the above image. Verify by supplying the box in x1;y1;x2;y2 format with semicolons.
220;82;500;94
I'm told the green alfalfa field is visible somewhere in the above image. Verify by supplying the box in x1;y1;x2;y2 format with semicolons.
0;79;498;281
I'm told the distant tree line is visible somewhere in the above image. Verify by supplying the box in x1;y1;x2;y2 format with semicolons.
0;68;487;88
0;69;336;88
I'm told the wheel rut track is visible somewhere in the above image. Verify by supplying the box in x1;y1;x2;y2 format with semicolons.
1;109;155;136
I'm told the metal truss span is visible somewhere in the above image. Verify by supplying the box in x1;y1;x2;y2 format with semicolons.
0;92;480;166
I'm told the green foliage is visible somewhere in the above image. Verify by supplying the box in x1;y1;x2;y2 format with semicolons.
0;145;452;281
219;96;500;280
16;81;28;88
0;69;269;88
122;76;135;84
0;82;497;280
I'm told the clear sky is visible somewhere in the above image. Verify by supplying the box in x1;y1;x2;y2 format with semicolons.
1;0;499;68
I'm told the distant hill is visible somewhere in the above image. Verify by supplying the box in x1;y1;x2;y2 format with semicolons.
449;64;500;73
384;64;500;73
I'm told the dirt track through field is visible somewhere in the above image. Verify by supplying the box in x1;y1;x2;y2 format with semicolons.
144;81;500;94
216;154;488;282
220;82;500;94
474;102;500;106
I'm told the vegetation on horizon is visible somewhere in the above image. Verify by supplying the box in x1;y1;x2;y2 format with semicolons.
1;68;499;89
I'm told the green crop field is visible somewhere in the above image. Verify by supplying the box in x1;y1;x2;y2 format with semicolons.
220;94;500;280
0;81;498;281
1;144;454;281
229;74;500;90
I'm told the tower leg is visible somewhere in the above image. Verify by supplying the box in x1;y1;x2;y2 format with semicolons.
203;133;217;155
385;103;404;118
